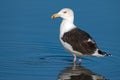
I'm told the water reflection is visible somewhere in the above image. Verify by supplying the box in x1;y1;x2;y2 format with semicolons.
58;64;106;80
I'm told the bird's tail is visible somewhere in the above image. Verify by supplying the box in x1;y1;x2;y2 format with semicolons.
98;50;112;57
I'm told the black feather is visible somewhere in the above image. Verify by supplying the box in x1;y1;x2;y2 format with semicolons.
98;50;112;56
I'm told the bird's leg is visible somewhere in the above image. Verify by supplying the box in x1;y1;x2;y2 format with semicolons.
72;54;77;70
73;54;77;63
73;61;76;70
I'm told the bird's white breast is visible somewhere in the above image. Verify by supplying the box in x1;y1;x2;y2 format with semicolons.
60;20;76;38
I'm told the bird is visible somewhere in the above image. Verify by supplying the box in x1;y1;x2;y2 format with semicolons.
51;8;111;63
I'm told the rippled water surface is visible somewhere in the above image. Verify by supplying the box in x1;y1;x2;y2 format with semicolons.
0;0;120;80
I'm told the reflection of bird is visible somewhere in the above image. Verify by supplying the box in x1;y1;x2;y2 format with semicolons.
51;8;111;63
58;65;106;80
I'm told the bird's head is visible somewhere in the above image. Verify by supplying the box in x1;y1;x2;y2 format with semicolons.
51;8;74;22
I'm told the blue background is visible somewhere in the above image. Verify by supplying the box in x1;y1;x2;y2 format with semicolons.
0;0;120;80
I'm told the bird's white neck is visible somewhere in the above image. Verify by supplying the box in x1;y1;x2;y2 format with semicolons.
60;19;76;38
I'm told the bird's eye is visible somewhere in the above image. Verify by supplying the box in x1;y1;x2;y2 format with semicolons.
63;11;67;14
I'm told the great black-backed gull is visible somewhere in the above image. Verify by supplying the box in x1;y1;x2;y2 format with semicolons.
51;8;111;63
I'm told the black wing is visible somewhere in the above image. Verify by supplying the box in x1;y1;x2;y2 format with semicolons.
61;28;98;55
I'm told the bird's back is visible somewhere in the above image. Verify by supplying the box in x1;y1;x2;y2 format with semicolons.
61;28;98;56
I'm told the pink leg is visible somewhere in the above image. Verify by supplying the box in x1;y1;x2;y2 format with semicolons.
73;61;76;70
73;54;77;63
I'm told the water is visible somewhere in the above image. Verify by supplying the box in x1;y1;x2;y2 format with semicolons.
0;0;120;80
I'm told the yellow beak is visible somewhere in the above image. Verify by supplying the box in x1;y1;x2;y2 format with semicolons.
51;13;59;19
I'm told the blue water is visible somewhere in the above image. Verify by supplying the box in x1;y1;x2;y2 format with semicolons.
0;0;120;80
